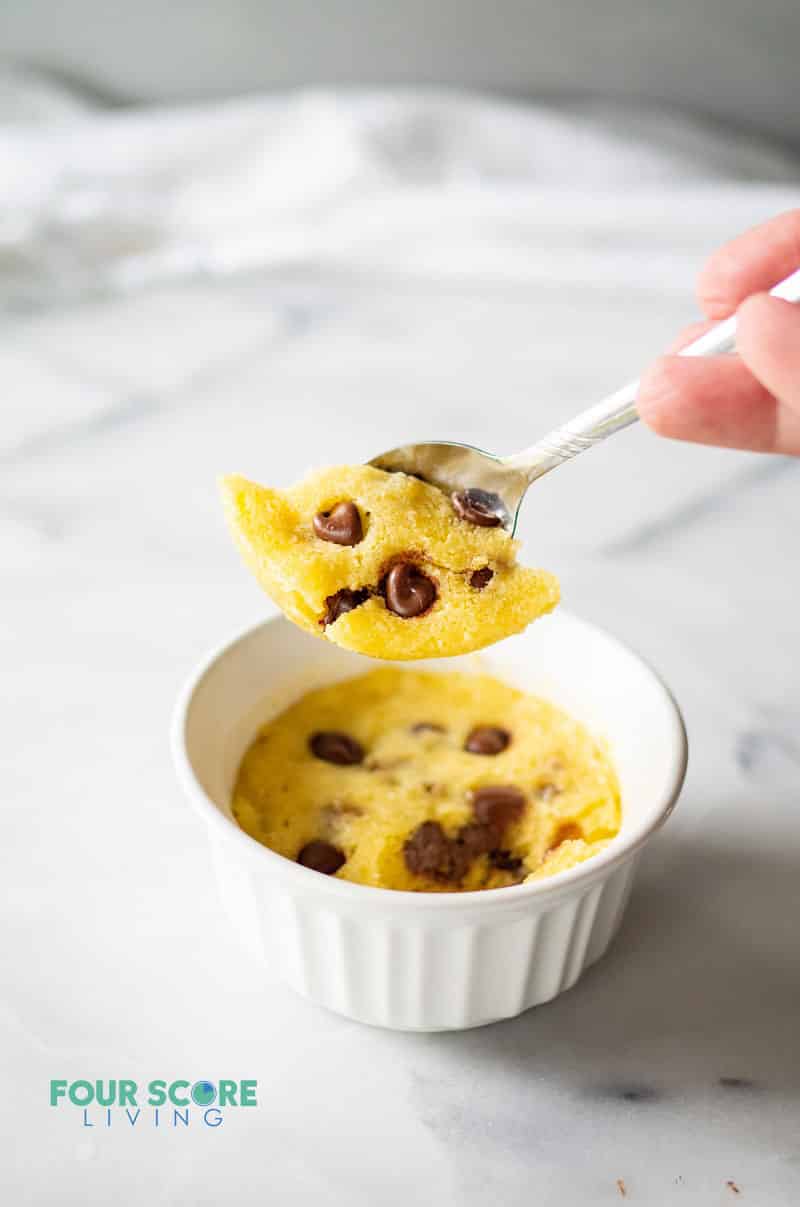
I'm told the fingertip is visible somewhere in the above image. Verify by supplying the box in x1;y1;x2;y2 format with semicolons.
695;209;800;320
637;356;681;436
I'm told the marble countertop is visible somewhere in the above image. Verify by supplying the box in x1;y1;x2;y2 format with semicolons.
3;86;800;1205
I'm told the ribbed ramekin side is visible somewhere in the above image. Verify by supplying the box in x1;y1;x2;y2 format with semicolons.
585;857;638;966
211;831;640;1031
517;861;637;1010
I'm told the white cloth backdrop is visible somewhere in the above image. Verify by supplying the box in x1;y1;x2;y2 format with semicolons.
1;68;798;305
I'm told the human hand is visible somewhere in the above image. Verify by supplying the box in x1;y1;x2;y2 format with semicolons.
638;210;800;454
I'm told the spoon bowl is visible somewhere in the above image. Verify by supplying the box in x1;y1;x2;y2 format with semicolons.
370;441;527;532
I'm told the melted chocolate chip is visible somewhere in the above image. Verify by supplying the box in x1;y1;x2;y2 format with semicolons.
451;489;503;527
323;587;369;625
403;821;460;881
489;849;524;873
383;562;437;618
464;726;511;755
469;567;494;589
297;840;346;875
457;821;497;857
313;501;363;546
410;721;446;735
404;800;525;884
471;785;526;831
309;731;365;765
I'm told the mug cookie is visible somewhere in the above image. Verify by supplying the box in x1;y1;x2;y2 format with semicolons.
232;668;621;891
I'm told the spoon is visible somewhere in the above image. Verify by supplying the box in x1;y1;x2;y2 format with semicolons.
370;267;800;533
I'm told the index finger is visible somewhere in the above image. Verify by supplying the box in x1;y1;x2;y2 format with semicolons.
697;209;800;320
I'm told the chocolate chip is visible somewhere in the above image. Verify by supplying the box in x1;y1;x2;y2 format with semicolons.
410;722;446;735
297;840;346;875
309;731;364;765
323;587;369;625
383;562;437;618
452;489;503;527
313;501;363;546
469;567;494;589
464;726;511;755
403;821;457;880
457;821;497;857
471;785;526;831
489;849;524;873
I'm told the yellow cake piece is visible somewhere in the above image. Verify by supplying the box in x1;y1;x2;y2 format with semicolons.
220;465;559;659
232;668;621;892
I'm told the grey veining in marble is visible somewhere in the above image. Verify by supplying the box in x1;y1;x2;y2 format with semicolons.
2;78;800;1206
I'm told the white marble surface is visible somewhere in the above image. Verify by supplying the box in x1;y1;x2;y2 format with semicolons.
3;86;800;1204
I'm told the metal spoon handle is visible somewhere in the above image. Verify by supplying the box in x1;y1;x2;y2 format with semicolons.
504;266;800;484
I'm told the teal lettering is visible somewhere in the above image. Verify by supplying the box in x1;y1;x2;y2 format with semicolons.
69;1080;93;1106
169;1081;190;1106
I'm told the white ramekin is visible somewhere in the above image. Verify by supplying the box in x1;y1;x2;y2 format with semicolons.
172;611;687;1031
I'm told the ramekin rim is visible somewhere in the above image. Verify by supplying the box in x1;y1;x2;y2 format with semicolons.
171;612;688;910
